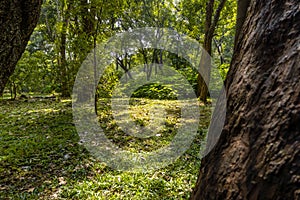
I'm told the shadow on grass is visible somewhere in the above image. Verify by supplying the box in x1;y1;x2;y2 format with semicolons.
0;99;94;199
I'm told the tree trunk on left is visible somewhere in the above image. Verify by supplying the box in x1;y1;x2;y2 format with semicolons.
0;0;42;96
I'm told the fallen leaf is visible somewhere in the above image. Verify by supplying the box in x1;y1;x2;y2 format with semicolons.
58;177;66;185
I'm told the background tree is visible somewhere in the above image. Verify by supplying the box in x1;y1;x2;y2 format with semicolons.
196;0;227;102
191;0;300;199
3;0;235;100
0;0;42;96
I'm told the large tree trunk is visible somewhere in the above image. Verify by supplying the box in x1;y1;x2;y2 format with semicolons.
0;0;42;96
191;0;300;199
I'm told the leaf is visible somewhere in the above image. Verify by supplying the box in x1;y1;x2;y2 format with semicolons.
58;177;67;185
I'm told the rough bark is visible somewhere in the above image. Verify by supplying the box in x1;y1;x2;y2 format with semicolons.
0;0;42;96
191;0;300;199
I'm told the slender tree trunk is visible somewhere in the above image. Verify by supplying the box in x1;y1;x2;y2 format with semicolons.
191;0;300;199
60;25;69;97
0;0;42;96
197;0;226;103
94;34;98;115
59;1;71;98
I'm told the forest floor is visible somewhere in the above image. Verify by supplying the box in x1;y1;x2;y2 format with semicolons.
0;97;211;199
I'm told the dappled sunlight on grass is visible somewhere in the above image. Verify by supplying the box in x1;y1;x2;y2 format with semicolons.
0;99;92;199
0;98;211;199
26;108;60;114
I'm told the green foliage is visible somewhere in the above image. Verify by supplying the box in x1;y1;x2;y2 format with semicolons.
8;49;57;96
219;63;230;80
97;65;122;98
4;0;236;98
176;0;206;40
131;83;177;100
212;0;237;79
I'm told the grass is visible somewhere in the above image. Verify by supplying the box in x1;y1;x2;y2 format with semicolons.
0;97;211;199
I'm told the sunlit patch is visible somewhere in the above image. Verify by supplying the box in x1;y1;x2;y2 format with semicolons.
27;108;60;114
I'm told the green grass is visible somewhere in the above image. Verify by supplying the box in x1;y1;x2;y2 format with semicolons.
0;97;211;199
